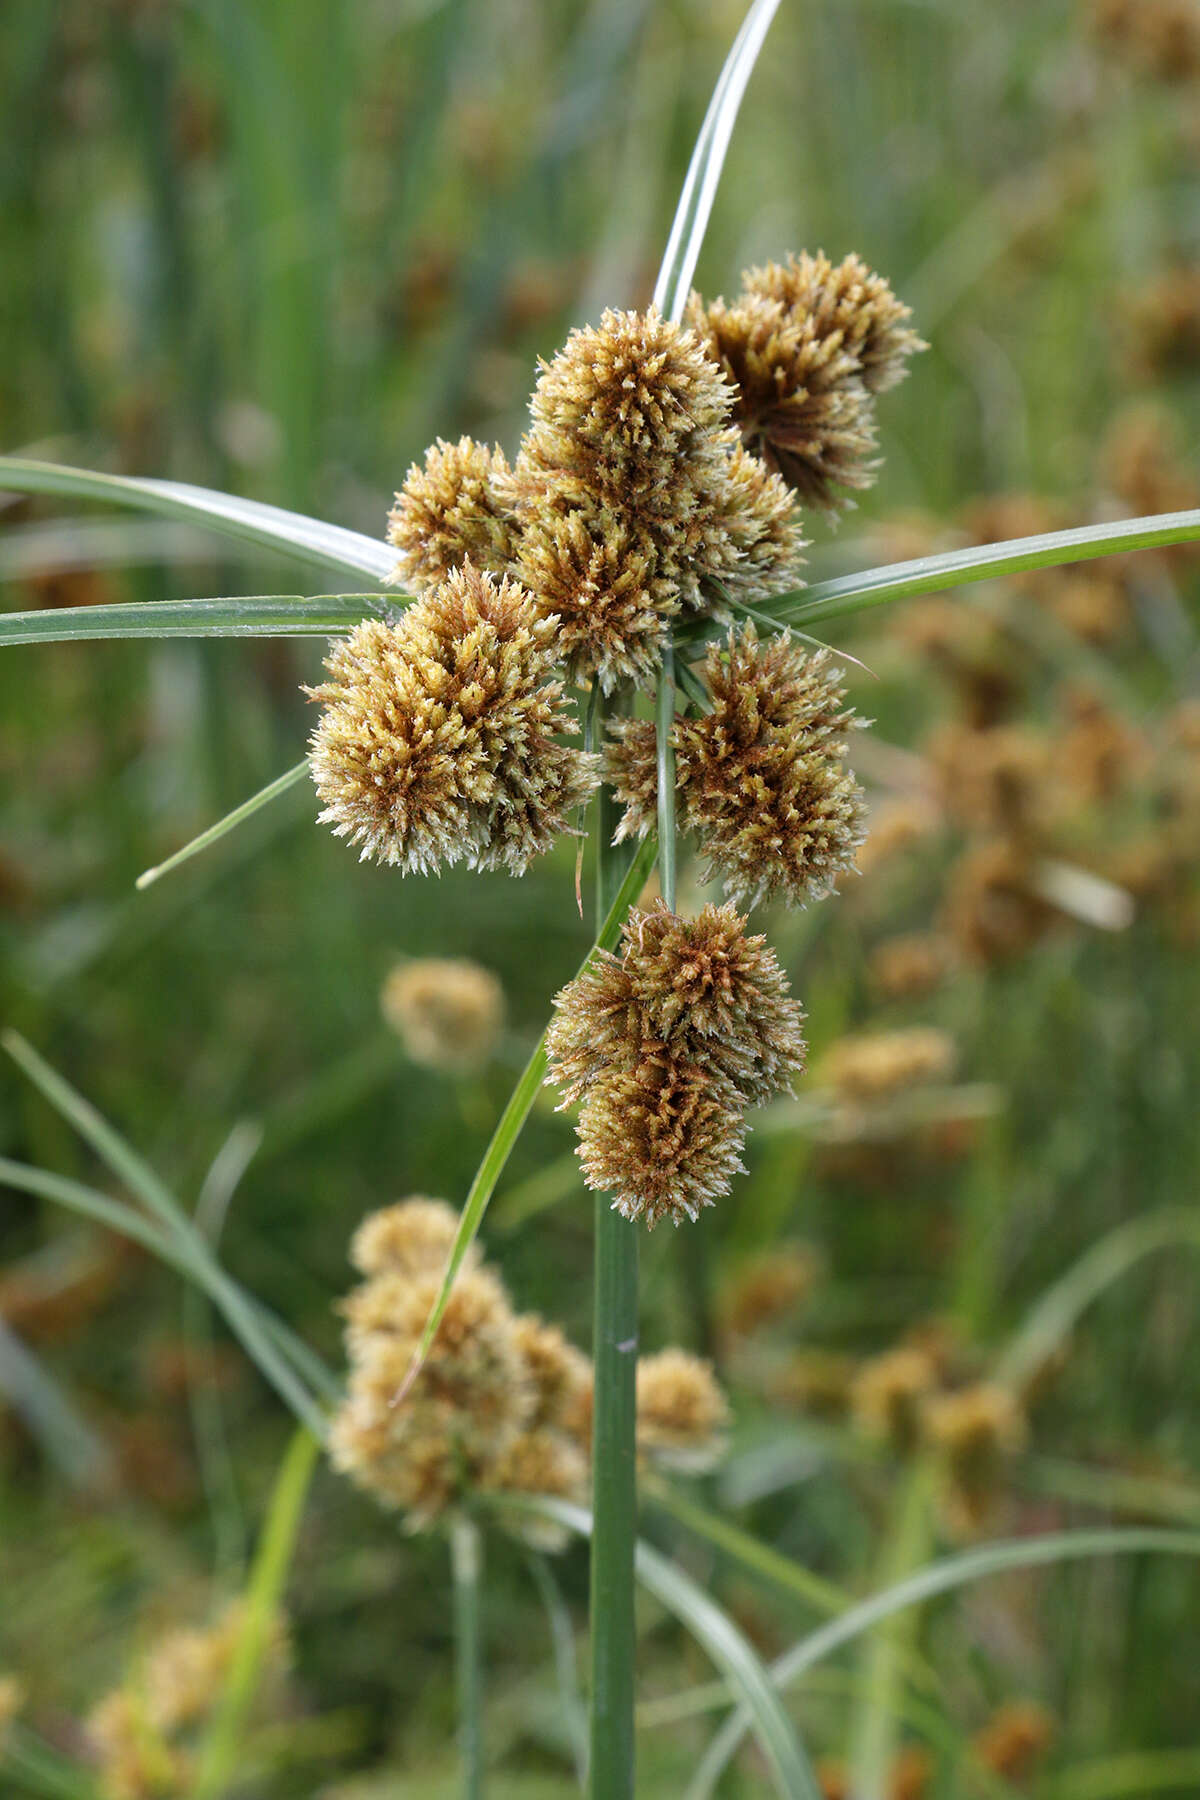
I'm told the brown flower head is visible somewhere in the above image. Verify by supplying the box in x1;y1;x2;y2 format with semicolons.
946;838;1059;964
381;956;505;1072
503;307;806;689
387;436;518;591
851;1345;940;1455
635;1348;730;1469
547;900;807;1111
924;1381;1027;1535
607;626;867;908
720;1241;820;1339
822;1028;956;1103
577;1050;747;1229
511;1313;593;1434
306;563;598;875
348;1196;477;1281
869;933;952;1001
480;1428;590;1549
688;252;923;512
1091;0;1200;81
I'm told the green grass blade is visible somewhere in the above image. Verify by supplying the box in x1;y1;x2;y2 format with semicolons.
396;834;658;1403
1;1037;335;1433
490;1495;821;1800
762;509;1200;628
688;1528;1200;1797
0;457;395;580
2;1726;103;1799
996;1209;1200;1390
0;595;383;645
191;1426;321;1799
136;762;310;890
1047;1748;1200;1799
651;0;783;324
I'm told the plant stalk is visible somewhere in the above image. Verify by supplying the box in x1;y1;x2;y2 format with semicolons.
451;1512;485;1800
589;692;641;1800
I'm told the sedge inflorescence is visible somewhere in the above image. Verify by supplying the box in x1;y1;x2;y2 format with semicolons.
545;902;807;1227
307;247;920;1224
330;1198;728;1529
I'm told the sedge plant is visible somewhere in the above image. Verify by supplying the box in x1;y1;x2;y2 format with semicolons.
7;3;1200;1798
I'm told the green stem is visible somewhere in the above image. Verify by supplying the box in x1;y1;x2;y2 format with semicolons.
192;1424;321;1799
451;1513;485;1800
589;697;641;1800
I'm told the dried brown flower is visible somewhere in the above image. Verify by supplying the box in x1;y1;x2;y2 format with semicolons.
822;1028;956;1103
307;563;598;874
387;436;518;590
1125;264;1200;379
607;626;867;908
851;1346;940;1454
348;1195;474;1280
381;956;505;1071
928;723;1052;839
868;932;951;1001
635;1347;730;1469
688;251;923;511
720;1241;819;1338
924;1382;1027;1535
946;838;1058;964
576;1050;748;1229
504;306;806;688
972;1701;1054;1781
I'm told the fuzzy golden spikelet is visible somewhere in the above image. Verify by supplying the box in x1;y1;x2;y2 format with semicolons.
869;932;952;1001
822;1027;956;1102
504;307;807;689
851;1345;939;1454
635;1348;730;1469
607;626;867;908
547;902;805;1227
688;251;923;512
387;436;518;590
547;900;808;1110
348;1195;476;1280
307;563;598;875
480;1428;590;1548
381;956;505;1072
1092;0;1200;83
577;1051;749;1229
511;1313;593;1434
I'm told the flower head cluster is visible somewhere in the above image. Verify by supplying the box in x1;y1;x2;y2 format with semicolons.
387;437;519;589
546;902;806;1226
307;562;598;875
606;625;867;908
687;251;924;513
381;956;505;1072
87;1602;287;1800
330;1197;729;1527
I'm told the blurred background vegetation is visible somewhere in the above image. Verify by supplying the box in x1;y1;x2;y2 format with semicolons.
3;0;1200;1793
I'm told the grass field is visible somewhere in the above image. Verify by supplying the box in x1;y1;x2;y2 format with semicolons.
3;1;1200;1795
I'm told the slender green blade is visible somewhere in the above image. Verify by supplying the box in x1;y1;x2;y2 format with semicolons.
763;509;1200;628
492;1495;821;1800
192;1426;321;1799
688;1528;1200;1797
396;834;658;1405
0;457;396;580
0;595;384;645
137;761;310;890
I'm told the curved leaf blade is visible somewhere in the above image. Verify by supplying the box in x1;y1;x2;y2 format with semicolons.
763;509;1200;628
491;1494;821;1800
0;594;385;645
137;762;310;890
0;457;396;581
688;1527;1200;1797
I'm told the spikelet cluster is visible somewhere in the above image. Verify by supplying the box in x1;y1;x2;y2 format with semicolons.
1091;0;1200;84
506;307;807;689
687;251;924;513
388;437;519;588
606;625;867;908
720;1241;820;1339
635;1349;729;1470
924;1381;1027;1535
546;902;806;1226
972;1702;1054;1781
330;1198;730;1527
385;309;806;694
87;1602;286;1800
821;1028;957;1103
307;563;598;875
381;956;505;1072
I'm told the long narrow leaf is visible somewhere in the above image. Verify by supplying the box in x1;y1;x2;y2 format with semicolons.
687;1528;1200;1797
136;762;309;890
651;0;783;325
763;509;1200;628
492;1494;821;1800
0;595;383;645
0;457;395;581
397;834;659;1403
